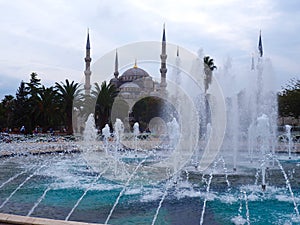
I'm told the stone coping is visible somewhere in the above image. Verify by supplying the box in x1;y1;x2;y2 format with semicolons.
0;213;105;225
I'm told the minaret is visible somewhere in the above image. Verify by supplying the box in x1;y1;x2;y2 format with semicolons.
251;53;255;71
175;46;181;84
84;29;92;95
256;30;264;117
258;30;263;58
160;24;167;92
114;49;119;78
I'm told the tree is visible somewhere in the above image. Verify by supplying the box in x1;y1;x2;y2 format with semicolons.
1;95;15;129
203;56;217;125
203;56;217;92
55;79;81;134
14;81;30;131
26;72;41;96
36;86;61;130
93;81;118;130
0;101;6;130
26;73;42;132
278;78;300;119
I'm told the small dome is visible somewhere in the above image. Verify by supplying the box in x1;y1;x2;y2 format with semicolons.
110;77;118;81
110;77;119;86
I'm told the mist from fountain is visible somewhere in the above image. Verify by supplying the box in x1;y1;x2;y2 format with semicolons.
1;41;299;225
102;124;111;154
133;122;140;155
82;113;99;156
167;118;180;148
114;119;124;150
83;114;98;143
113;119;124;176
218;58;276;175
285;125;293;159
133;122;140;137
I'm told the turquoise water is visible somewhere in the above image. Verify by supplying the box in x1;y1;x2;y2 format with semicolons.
0;154;300;224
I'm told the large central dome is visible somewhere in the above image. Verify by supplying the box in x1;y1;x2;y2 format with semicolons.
119;64;150;82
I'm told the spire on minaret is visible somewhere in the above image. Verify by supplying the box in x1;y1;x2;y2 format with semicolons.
251;53;255;70
114;49;119;78
160;24;167;92
162;23;166;42
84;29;92;95
86;28;90;49
258;30;263;57
175;46;181;85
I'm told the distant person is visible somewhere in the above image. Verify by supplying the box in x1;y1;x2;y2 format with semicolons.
34;126;39;134
49;128;54;135
20;126;25;134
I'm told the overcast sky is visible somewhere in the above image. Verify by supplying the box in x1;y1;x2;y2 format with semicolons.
0;0;299;100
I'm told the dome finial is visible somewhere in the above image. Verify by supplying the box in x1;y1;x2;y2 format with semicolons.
134;59;138;68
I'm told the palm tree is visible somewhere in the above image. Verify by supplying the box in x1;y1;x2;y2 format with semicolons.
203;56;217;127
203;56;217;92
93;81;118;129
36;86;61;130
55;79;82;135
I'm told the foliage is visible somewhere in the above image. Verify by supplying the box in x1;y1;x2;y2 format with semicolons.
26;73;43;132
55;79;82;134
36;86;62;130
0;95;15;129
278;78;300;119
203;56;217;92
93;81;118;130
0;73;82;134
14;81;30;129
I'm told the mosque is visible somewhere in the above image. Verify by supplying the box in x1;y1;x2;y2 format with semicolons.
83;26;168;110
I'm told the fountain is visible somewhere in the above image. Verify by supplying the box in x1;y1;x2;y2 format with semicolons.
1;43;300;225
1;112;299;224
102;124;111;154
285;125;293;159
167;118;180;148
133;122;140;156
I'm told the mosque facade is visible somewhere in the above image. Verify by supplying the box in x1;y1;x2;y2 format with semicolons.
83;26;168;109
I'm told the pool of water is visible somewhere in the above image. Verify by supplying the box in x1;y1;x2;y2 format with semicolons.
0;153;300;225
